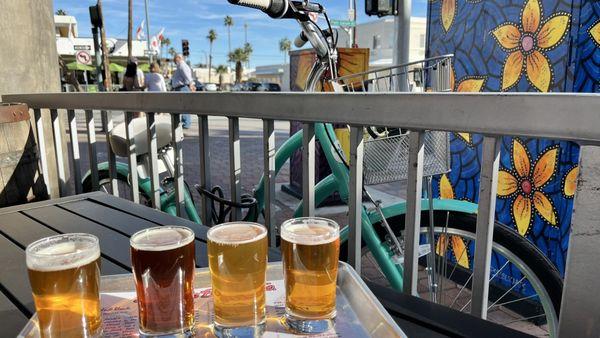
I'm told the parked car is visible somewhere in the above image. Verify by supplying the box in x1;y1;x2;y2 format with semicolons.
204;83;218;91
193;80;205;91
262;83;281;92
244;82;263;91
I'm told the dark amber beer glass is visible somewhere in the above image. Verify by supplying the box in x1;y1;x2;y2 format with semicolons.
281;217;340;334
130;226;195;337
26;233;102;338
207;222;268;337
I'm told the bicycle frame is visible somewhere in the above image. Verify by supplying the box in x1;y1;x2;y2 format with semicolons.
83;151;202;224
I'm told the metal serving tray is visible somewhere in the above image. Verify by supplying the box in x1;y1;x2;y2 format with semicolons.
19;262;405;337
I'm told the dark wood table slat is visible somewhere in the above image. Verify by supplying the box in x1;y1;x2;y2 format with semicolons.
0;212;129;275
0;234;35;315
22;205;133;271
0;289;29;336
60;199;209;267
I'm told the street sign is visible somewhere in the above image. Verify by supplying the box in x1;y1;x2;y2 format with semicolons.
74;45;91;51
330;19;356;27
144;49;157;56
75;50;92;65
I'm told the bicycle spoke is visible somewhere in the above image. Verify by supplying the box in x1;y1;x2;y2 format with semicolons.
488;294;539;310
449;272;474;308
500;313;547;325
487;276;526;310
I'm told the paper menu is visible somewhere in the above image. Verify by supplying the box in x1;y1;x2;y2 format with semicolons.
100;280;363;337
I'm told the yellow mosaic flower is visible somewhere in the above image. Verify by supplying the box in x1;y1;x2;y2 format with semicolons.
491;0;570;91
588;20;600;47
563;165;578;198
498;139;559;236
436;174;469;268
449;64;486;146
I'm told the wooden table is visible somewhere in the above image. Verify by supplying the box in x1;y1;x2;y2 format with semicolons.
1;192;533;337
0;192;280;336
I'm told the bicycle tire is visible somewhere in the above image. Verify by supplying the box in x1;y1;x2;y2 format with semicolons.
365;210;563;317
82;169;151;205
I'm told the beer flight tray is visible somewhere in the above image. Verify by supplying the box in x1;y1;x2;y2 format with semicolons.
19;261;405;337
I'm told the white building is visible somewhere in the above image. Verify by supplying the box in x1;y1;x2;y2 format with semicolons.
337;17;427;68
252;64;290;91
55;15;148;64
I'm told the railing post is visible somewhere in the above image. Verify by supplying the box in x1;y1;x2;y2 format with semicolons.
471;136;502;319
49;109;67;196
85;110;99;191
228;117;242;220
559;145;600;337
302;123;315;217
125;112;139;203
198;115;212;225
146;113;160;210
33;109;52;198
348;126;364;273
404;130;424;295
67;109;82;194
263;119;277;247
171;114;185;216
101;110;118;196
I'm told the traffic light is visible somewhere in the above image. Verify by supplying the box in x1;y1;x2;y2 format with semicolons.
182;39;190;57
365;0;396;17
89;5;102;28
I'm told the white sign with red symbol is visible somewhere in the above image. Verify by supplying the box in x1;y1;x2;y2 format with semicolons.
75;50;92;65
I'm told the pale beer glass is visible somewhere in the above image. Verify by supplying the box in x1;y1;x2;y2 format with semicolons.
26;233;102;338
130;226;196;337
207;222;268;337
281;217;340;334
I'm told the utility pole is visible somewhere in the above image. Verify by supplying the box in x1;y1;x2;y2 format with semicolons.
348;0;356;47
393;0;411;91
97;0;112;90
144;0;153;63
89;5;104;91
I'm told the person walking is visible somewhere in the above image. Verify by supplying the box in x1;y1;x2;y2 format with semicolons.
145;62;166;92
122;58;145;118
171;54;193;129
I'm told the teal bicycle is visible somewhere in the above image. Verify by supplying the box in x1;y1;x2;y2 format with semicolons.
83;0;563;335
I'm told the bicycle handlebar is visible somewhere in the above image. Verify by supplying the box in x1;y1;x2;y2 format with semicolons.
228;0;290;18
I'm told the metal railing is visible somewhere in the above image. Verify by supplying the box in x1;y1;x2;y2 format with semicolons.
4;91;600;337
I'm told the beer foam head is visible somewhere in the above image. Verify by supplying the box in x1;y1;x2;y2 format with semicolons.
207;222;267;245
130;226;195;251
26;233;100;272
280;217;339;245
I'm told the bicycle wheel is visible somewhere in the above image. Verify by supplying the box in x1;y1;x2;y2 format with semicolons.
82;169;151;206
363;210;561;337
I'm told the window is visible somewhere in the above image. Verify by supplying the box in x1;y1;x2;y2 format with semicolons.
419;34;426;48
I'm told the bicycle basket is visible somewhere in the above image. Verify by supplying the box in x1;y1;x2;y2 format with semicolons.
362;131;451;185
330;55;454;185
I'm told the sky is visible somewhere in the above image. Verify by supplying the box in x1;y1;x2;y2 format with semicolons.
53;0;428;67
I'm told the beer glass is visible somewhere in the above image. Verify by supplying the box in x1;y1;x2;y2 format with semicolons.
130;226;196;337
207;222;268;337
26;233;102;338
281;217;340;334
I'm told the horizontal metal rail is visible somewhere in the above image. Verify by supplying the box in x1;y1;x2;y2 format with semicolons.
4;91;600;337
5;92;600;144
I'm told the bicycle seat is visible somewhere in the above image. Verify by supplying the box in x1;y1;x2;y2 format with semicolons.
109;115;173;157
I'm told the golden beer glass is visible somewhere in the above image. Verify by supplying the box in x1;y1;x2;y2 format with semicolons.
281;217;340;334
207;222;268;337
26;233;102;338
130;226;196;337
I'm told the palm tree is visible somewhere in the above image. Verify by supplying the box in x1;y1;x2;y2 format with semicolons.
228;47;251;84
55;9;68;15
162;37;171;59
127;0;133;58
207;29;217;82
243;42;253;68
215;65;228;88
224;16;234;67
279;38;291;64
